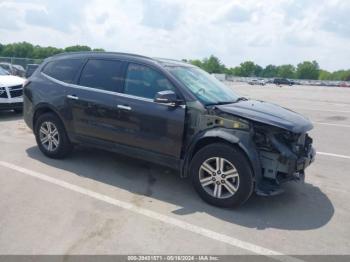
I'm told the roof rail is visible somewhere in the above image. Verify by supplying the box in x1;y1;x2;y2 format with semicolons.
52;51;153;60
154;57;187;63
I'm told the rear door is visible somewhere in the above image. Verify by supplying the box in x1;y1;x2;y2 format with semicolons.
117;63;186;158
65;58;128;142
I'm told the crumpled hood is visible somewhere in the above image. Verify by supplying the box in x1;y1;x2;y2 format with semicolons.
0;75;25;87
217;100;313;133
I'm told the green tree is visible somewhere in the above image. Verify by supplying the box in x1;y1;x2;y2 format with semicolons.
0;42;104;59
201;55;226;74
262;65;278;78
319;70;332;80
296;61;320;80
238;61;256;77
330;70;350;81
64;45;92;52
345;72;350;81
189;59;203;68
32;45;63;59
277;64;296;78
224;67;235;76
232;66;243;76
2;42;350;81
92;48;105;52
254;65;263;77
1;42;34;58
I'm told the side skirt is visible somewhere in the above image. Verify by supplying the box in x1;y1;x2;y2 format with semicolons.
70;134;182;171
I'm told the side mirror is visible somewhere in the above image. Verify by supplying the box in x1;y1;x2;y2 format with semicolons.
154;90;181;106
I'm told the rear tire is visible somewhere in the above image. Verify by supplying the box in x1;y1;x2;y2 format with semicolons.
34;113;73;159
190;143;254;208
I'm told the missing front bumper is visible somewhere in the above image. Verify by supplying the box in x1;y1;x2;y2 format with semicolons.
255;146;315;196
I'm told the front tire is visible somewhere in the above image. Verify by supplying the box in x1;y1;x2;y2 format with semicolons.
190;143;254;208
34;113;73;159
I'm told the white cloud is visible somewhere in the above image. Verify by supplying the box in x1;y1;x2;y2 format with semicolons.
0;0;349;71
141;0;181;30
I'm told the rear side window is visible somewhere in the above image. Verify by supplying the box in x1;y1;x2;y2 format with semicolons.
124;63;175;99
42;59;84;83
79;59;124;92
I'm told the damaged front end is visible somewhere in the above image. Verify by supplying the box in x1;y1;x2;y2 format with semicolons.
212;99;316;196
184;99;316;196
253;124;316;196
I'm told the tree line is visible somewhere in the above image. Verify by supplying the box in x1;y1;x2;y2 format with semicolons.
184;55;350;81
0;42;105;60
0;42;349;81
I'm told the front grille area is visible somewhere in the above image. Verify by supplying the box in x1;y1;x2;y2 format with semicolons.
8;85;23;98
10;89;23;98
0;87;7;98
275;132;312;157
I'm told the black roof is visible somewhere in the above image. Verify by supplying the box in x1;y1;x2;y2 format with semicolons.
49;51;192;67
155;58;193;67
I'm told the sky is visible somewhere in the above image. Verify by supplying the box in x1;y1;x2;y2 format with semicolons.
0;0;349;71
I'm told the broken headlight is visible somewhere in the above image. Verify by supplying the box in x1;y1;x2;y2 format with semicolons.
253;128;274;151
200;114;250;130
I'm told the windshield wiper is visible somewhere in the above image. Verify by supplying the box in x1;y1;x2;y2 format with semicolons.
235;97;248;102
206;97;248;106
206;101;236;106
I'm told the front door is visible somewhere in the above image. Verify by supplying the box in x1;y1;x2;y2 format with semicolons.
116;63;186;158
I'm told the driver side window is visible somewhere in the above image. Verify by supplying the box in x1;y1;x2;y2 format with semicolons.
124;63;175;99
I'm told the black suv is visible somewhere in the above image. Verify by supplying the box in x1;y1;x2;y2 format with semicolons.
273;78;294;86
23;52;315;207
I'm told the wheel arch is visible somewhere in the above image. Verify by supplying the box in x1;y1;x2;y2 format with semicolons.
33;103;67;131
181;128;262;183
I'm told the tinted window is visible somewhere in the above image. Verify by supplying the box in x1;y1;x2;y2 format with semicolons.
124;63;175;99
43;59;84;83
79;59;124;92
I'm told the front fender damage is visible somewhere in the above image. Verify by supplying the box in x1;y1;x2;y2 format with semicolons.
181;122;263;189
181;103;315;197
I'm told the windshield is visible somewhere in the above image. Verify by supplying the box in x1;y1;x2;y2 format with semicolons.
0;67;9;76
166;66;240;105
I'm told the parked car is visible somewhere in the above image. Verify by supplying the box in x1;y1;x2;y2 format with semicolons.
248;79;266;86
212;73;226;81
0;67;9;75
23;52;315;207
0;67;25;113
273;78;294;86
0;62;25;77
339;82;350;88
25;64;39;78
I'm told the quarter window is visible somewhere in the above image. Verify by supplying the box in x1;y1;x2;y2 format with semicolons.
79;59;124;92
124;63;175;99
42;59;84;83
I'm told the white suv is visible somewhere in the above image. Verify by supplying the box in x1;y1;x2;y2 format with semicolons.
0;67;25;113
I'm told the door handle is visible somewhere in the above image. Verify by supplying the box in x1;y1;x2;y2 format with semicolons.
117;105;132;111
67;95;79;100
